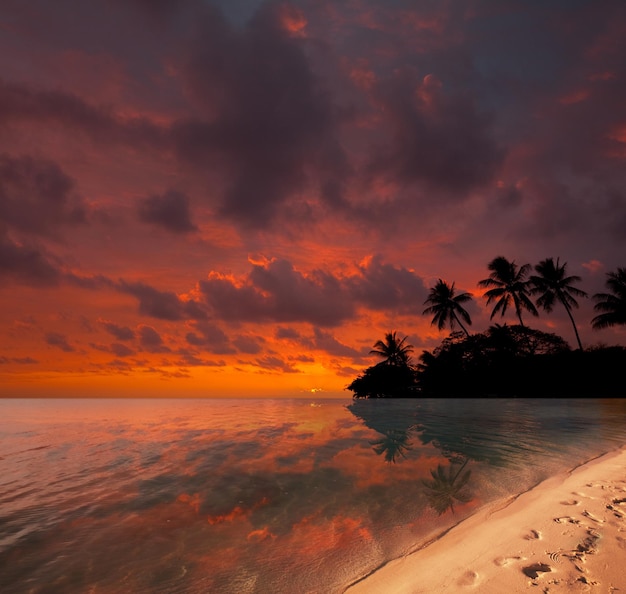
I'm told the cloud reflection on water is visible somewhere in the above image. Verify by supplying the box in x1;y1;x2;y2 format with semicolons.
2;398;626;593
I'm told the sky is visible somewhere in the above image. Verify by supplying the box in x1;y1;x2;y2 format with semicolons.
1;0;625;398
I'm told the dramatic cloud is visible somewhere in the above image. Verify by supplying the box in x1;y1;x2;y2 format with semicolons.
1;0;625;396
137;189;197;234
368;71;503;195
118;281;205;320
185;321;236;354
199;259;353;326
0;80;166;152
348;255;429;313
138;325;169;352
0;154;86;237
0;234;62;286
45;332;74;352
174;2;346;228
197;256;431;327
100;320;136;341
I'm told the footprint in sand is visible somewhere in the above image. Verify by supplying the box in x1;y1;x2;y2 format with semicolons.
616;536;626;550
606;503;625;519
493;556;523;567
559;499;579;506
572;491;594;500
582;510;604;524
457;570;479;586
554;516;580;525
524;529;541;540
521;563;552;579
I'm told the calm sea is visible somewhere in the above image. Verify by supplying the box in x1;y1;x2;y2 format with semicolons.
1;397;626;594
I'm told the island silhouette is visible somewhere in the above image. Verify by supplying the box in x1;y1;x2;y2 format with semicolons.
347;262;626;398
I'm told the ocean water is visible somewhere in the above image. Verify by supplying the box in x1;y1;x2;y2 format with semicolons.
1;397;626;594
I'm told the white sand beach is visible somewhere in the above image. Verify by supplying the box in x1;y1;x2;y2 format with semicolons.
346;447;626;593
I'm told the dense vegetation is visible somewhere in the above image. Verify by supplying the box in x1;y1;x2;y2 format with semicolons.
347;261;626;398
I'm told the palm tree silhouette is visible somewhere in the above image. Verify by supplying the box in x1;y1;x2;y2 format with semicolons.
370;429;413;463
421;457;472;515
423;279;473;337
478;256;538;326
530;257;588;350
369;331;414;366
592;268;626;329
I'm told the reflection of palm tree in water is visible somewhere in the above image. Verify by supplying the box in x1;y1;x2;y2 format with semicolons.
370;429;412;463
422;457;472;515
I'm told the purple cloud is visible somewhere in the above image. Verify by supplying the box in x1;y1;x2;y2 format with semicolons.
137;189;198;234
0;234;62;286
368;71;503;195
174;2;345;229
117;280;205;320
45;332;74;352
138;325;170;353
100;320;135;341
0;154;86;237
199;258;353;326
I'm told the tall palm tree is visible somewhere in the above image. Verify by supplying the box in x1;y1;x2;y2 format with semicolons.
421;457;472;515
423;279;473;337
370;429;412;463
592;267;626;329
529;257;588;351
369;331;414;366
478;256;538;326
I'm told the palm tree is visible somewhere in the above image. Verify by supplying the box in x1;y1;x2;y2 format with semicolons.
421;457;472;515
478;256;538;326
592;268;626;329
529;257;588;350
423;279;473;337
370;429;412;463
369;331;414;366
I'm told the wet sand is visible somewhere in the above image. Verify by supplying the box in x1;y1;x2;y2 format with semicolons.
345;446;626;593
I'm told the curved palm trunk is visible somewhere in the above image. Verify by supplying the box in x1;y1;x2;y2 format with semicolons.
516;309;525;327
451;457;469;483
561;300;584;351
452;313;470;337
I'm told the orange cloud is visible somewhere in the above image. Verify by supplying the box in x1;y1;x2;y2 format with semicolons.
278;4;308;37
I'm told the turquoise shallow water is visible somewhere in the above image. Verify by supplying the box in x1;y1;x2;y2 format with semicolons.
1;397;625;593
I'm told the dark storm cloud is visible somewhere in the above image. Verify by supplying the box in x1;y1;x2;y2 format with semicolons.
117;280;206;320
348;254;429;313
368;70;503;195
0;80;166;150
89;342;136;357
471;1;626;246
275;326;301;340
185;321;236;354
254;355;300;373
0;234;62;286
199;256;429;326
312;328;361;358
0;231;116;288
138;325;170;352
232;334;265;354
110;342;136;357
199;258;353;326
100;320;136;341
137;189;198;234
0;154;87;237
175;1;345;229
45;332;74;352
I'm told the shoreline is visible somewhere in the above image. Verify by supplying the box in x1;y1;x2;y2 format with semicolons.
345;446;626;593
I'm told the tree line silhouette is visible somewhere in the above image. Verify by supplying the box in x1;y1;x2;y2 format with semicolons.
347;259;626;398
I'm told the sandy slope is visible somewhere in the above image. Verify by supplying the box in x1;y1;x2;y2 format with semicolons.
345;447;626;593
